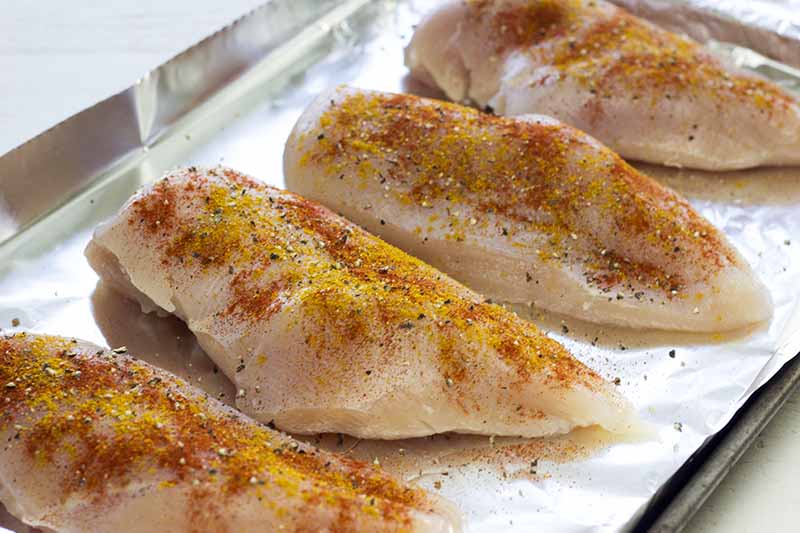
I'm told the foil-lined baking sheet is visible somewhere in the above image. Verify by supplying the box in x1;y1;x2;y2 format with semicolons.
2;0;800;531
609;0;800;70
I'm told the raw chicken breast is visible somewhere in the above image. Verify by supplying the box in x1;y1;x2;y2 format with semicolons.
86;167;641;439
284;87;772;332
0;333;459;533
405;0;800;170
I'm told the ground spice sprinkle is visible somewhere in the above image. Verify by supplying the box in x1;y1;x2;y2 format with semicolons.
0;333;436;527
127;167;596;392
298;89;736;301
467;0;793;114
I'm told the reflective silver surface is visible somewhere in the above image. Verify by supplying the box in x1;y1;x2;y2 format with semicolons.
1;1;800;531
611;0;800;69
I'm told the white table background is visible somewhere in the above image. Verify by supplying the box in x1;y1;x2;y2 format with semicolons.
2;2;799;531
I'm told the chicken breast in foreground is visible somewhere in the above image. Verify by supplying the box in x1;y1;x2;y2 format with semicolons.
86;167;642;439
0;332;459;532
284;87;772;332
405;0;800;170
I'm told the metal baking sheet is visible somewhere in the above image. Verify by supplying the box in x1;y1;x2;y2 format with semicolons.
2;1;800;531
641;354;800;532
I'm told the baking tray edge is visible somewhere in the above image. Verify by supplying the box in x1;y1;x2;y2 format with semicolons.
636;353;800;532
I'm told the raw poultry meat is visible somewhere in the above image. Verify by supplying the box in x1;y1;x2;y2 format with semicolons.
405;0;800;170
284;87;772;331
86;167;641;439
0;332;460;532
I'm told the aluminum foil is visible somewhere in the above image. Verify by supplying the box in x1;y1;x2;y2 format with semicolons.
610;0;800;69
2;0;800;531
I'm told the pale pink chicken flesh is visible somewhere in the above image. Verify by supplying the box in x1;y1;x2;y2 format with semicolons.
405;0;800;170
86;167;642;440
0;333;460;533
284;86;772;332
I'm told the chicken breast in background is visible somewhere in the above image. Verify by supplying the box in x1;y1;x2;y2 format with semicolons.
404;0;800;171
284;86;772;332
86;167;643;440
0;333;459;533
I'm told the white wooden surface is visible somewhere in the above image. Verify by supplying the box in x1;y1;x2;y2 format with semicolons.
0;1;264;154
1;2;798;532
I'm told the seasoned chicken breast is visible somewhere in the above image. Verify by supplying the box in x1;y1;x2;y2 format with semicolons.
284;87;772;332
405;0;800;170
0;333;459;533
86;167;641;439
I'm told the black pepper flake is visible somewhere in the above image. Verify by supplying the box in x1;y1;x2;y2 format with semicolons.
399;322;414;329
270;253;280;260
525;272;532;283
317;133;325;140
561;325;569;334
365;370;372;375
613;377;621;385
669;349;676;358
